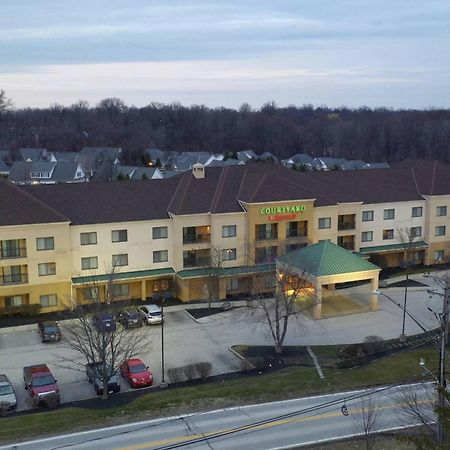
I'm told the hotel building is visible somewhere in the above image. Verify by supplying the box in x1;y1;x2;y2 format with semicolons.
0;159;449;313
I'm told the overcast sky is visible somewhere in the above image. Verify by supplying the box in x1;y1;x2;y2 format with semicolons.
1;0;450;109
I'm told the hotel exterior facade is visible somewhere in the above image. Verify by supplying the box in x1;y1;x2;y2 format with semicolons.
0;159;449;314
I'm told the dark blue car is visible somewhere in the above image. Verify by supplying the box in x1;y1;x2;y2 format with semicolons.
92;313;116;332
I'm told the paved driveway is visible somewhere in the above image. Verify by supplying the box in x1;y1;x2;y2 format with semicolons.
0;271;446;411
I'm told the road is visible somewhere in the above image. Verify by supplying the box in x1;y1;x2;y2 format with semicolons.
0;383;435;450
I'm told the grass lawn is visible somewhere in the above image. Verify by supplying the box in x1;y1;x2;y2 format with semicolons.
0;346;439;445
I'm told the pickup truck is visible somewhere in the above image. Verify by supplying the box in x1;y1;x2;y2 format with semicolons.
23;364;60;407
86;362;120;395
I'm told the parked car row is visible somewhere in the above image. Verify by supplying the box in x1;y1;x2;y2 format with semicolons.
93;304;163;332
0;356;154;413
35;304;163;343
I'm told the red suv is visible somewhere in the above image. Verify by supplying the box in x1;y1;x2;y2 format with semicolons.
23;364;60;407
120;359;153;388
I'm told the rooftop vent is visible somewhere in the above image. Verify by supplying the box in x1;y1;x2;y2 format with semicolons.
192;163;205;179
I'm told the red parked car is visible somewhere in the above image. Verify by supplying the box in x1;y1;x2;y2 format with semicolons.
120;359;153;388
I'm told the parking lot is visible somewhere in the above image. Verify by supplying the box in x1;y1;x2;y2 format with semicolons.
0;274;445;411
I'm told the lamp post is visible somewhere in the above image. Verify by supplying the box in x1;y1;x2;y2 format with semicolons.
400;263;409;342
156;292;167;388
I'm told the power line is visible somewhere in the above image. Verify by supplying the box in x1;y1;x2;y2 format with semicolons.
152;378;431;450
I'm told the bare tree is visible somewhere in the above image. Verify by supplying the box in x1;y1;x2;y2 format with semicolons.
353;395;382;450
396;226;420;267
250;266;315;355
397;384;450;449
200;246;225;309
59;267;150;399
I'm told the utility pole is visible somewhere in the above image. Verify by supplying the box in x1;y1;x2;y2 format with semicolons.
438;278;450;444
428;274;450;445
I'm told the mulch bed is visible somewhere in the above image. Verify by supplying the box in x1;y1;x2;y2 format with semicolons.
186;306;236;320
386;279;427;288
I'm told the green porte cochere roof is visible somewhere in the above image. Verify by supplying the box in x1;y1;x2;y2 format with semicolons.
278;241;380;277
72;267;175;285
359;240;428;254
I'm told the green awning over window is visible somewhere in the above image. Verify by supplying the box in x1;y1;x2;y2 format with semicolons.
72;268;175;285
359;241;428;255
176;263;274;280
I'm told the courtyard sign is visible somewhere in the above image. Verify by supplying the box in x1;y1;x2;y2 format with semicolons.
260;204;306;222
260;205;305;215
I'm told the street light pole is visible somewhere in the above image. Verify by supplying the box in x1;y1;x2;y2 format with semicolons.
160;296;166;387
401;270;409;341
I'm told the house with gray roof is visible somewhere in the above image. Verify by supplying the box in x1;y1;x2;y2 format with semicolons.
259;152;279;163
311;157;348;171
172;152;221;172
19;148;46;162
342;160;367;170
8;161;86;184
49;152;79;162
363;162;390;169
207;159;243;167
281;153;314;168
113;165;163;180
237;150;258;163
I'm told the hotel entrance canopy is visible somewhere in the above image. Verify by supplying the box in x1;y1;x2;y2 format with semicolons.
277;241;381;318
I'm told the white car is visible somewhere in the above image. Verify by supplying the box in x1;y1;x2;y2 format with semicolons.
138;304;163;325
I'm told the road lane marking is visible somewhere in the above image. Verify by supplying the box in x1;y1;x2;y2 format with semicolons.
117;399;432;450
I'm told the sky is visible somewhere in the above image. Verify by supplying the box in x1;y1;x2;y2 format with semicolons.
1;0;450;109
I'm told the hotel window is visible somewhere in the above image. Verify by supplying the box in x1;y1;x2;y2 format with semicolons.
38;262;56;276
40;294;57;307
287;221;307;238
318;217;331;229
222;248;237;261
81;256;98;270
83;287;99;301
36;237;54;251
110;284;129;298
411;226;422;238
152;226;168;239
226;278;239;291
435;226;446;237
412;207;423;218
112;254;128;267
437;206;447;217
80;232;97;246
0;239;24;258
383;209;395;220
255;246;277;264
255;223;278;240
434;250;445;261
362;211;374;222
383;229;394;240
5;295;23;307
361;231;373;242
112;229;128;243
153;250;168;263
222;225;237;238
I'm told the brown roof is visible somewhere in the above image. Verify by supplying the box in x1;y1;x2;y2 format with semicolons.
0;179;69;226
1;160;447;227
392;159;450;196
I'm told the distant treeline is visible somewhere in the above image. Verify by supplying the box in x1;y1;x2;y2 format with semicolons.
1;97;449;163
